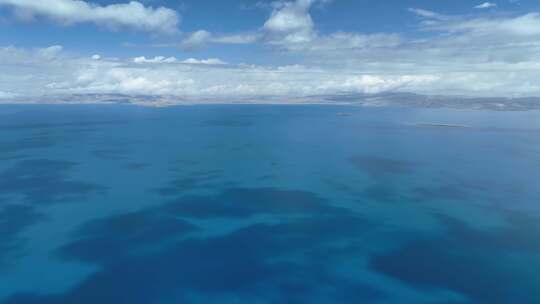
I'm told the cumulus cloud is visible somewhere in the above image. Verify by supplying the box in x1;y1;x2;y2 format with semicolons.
475;2;497;9
180;0;324;49
261;1;403;52
0;0;179;34
263;0;317;45
3;6;540;100
177;1;398;52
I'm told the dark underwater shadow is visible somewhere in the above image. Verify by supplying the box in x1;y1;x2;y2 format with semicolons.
370;212;540;304
0;159;107;205
349;155;415;177
4;187;384;304
0;159;107;269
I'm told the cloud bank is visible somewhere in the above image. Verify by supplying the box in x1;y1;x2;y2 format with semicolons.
2;43;538;100
1;0;540;101
0;45;440;98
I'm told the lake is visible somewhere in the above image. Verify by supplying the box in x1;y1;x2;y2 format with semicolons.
1;104;539;303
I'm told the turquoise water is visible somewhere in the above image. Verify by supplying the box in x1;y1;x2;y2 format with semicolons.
0;104;539;303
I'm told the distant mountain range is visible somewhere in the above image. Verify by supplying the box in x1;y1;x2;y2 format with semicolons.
314;92;540;111
3;92;540;111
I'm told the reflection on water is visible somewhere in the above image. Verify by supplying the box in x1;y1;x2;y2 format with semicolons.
0;105;539;304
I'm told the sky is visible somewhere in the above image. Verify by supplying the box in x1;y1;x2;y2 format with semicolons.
1;0;540;100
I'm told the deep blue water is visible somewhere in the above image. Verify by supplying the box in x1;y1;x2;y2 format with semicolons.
0;104;539;304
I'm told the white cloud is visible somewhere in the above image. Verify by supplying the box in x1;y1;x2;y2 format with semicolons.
133;56;177;63
176;0;324;49
290;32;402;52
0;0;179;34
262;1;401;51
0;90;16;99
340;75;439;94
182;58;227;65
178;1;397;52
474;2;497;9
433;13;540;37
3;8;540;100
263;0;317;45
180;30;212;48
0;45;442;98
179;30;261;49
409;10;540;59
408;8;447;20
91;54;101;60
37;45;64;58
211;33;262;44
132;56;226;65
4;44;540;99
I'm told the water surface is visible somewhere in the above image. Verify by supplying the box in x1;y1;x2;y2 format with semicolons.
1;105;539;303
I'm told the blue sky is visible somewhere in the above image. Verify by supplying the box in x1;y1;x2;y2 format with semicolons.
1;0;540;100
